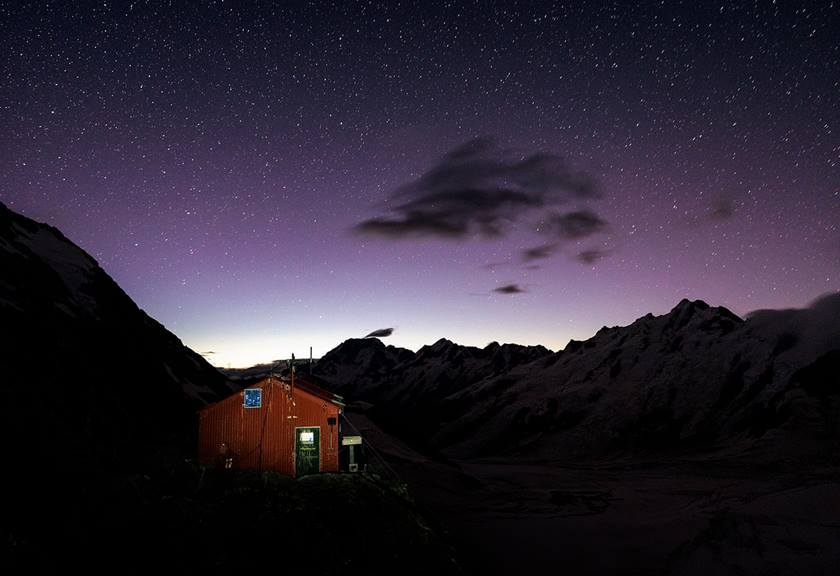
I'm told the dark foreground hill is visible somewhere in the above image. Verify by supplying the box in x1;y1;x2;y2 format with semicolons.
314;297;840;463
1;202;236;464
0;202;234;569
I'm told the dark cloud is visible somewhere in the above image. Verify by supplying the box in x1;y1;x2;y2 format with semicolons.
543;210;607;239
364;327;394;338
689;198;736;226
521;212;609;263
707;198;734;221
746;292;840;356
482;260;512;271
576;248;611;264
200;350;215;356
493;283;526;294
355;138;601;240
356;188;543;238
521;243;557;262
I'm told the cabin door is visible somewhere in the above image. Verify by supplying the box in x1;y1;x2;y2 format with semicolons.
295;427;320;477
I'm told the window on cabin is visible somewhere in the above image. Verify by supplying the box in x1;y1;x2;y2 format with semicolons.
243;388;262;408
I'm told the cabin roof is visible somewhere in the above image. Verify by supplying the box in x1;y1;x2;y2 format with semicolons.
200;375;345;412
255;375;345;407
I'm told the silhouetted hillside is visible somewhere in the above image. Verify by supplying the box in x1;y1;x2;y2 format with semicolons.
2;203;233;570
1;202;235;467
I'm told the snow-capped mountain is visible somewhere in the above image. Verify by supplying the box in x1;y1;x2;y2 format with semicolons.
313;297;840;462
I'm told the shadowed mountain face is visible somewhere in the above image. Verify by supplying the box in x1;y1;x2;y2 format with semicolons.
313;338;553;451
0;202;237;550
313;336;415;395
316;338;551;403
1;203;235;461
314;297;840;462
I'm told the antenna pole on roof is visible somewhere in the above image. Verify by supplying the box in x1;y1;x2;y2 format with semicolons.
269;357;282;383
309;346;313;375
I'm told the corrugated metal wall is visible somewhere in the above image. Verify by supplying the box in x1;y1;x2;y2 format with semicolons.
198;377;341;476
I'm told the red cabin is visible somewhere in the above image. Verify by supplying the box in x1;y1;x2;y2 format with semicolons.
198;376;344;477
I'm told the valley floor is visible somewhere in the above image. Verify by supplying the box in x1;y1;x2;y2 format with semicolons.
349;413;840;575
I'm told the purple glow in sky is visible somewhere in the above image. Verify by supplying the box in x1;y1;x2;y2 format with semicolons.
2;2;838;367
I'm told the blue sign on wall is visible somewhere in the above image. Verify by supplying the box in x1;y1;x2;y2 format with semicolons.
243;388;262;408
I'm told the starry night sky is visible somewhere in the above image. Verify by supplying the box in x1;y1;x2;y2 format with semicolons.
2;1;838;367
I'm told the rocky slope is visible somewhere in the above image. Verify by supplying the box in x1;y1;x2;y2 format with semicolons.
1;203;235;458
306;337;414;395
0;202;237;561
313;337;552;450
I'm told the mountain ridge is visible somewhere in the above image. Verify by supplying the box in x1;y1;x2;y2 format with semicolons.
1;201;236;469
307;293;840;463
